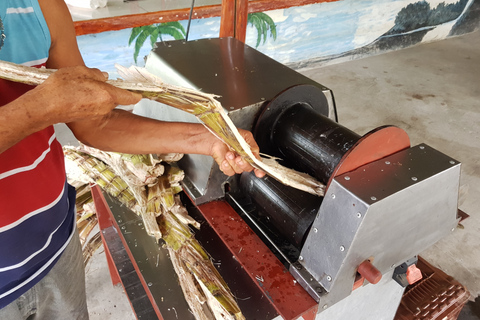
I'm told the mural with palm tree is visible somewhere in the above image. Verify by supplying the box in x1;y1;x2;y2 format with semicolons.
248;12;277;48
128;13;277;63
129;22;186;63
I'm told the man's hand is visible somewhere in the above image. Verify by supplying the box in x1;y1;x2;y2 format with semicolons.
210;129;266;178
34;66;141;124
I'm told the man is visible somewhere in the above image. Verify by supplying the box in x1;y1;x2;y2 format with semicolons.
0;0;264;318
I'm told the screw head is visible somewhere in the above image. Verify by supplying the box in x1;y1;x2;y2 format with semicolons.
385;161;391;165
371;196;377;201
331;194;336;199
323;304;328;310
299;256;304;261
411;177;418;181
340;246;345;252
357;212;362;218
326;275;332;281
344;176;350;181
313;227;318;233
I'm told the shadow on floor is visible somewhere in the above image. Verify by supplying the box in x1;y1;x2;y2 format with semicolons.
459;297;480;320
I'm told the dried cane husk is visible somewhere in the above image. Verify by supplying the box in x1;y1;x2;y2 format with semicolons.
0;60;325;196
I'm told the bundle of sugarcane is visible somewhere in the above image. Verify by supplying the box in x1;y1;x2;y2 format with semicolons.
0;60;325;197
68;181;103;266
64;146;245;319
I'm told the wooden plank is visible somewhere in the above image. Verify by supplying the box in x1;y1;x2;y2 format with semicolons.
74;0;340;36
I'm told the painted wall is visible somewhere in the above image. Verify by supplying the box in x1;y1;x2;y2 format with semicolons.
77;0;480;78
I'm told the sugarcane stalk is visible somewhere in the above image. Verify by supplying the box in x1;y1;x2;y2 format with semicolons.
0;60;325;196
63;146;245;319
141;211;162;241
83;232;103;266
79;216;98;246
64;147;141;212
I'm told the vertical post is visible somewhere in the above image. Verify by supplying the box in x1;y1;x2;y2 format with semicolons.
235;0;248;42
220;0;248;42
220;0;235;38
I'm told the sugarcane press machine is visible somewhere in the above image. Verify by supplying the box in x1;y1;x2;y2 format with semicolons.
94;37;465;320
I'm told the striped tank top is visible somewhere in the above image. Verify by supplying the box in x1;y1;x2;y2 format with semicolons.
0;0;76;309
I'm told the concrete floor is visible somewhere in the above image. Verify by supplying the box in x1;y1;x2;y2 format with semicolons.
81;30;480;319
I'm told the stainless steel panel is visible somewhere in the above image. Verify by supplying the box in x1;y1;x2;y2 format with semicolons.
103;192;195;320
299;144;460;308
139;38;335;204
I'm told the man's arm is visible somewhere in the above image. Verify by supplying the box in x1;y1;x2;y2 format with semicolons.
40;0;264;177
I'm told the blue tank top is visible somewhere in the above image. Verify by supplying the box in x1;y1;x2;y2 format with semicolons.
0;0;76;309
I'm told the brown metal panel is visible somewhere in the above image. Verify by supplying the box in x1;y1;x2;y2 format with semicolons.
197;199;319;320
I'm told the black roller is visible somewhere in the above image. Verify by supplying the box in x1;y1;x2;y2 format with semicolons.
240;172;323;249
272;103;360;184
254;85;360;184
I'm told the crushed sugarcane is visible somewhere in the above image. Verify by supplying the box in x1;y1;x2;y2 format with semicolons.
64;146;245;319
0;60;325;196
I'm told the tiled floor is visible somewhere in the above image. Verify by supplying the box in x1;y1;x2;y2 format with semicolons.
54;30;480;319
67;0;221;21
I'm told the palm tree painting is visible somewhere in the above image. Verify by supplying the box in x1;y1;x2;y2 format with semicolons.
129;22;186;64
248;12;277;48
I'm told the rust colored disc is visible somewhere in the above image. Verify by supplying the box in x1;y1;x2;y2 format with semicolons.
327;125;410;188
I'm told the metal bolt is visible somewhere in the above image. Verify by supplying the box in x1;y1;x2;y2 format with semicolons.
344;176;350;181
296;264;303;270
419;146;425;150
340;246;345;252
323;304;328;310
148;282;153;287
451;228;455;232
331;194;336;199
385;161;391;165
357;212;362;218
371;196;377;201
449;160;455;165
326;275;332;282
316;287;323;294
313;227;318;233
411;177;418;181
299;256;304;261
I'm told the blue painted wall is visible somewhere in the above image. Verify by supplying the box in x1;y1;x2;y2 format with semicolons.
77;0;480;78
